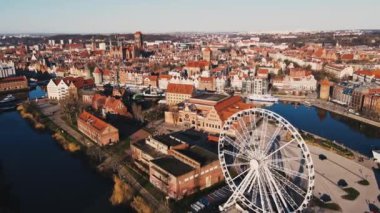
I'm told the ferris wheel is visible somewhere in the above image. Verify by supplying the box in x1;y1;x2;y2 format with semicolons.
218;108;315;212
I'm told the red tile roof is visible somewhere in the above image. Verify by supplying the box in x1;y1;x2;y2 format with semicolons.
78;111;112;132
214;96;253;121
0;76;27;83
166;83;195;95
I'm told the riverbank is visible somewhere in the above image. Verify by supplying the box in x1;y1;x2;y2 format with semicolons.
274;94;380;128
27;100;170;213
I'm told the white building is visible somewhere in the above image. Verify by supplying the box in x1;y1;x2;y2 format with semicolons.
252;78;268;95
0;61;16;78
273;75;317;91
47;79;69;100
99;42;107;50
324;64;354;79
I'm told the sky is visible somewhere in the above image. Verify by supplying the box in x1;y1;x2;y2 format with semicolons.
0;0;379;34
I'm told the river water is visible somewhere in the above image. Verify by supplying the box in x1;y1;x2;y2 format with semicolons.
266;103;380;157
0;104;130;211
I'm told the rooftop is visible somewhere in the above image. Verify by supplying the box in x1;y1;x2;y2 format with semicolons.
192;93;228;102
175;145;218;166
151;156;194;177
152;135;184;147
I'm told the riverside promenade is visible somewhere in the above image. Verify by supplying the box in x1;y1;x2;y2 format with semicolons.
274;94;380;128
36;100;170;213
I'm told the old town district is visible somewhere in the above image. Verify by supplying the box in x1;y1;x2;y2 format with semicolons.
1;31;380;200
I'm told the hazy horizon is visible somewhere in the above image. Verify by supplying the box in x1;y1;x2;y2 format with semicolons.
0;0;379;34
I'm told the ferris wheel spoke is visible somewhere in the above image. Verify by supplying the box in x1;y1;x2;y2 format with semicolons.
231;166;250;182
269;164;308;179
222;136;250;157
258;172;273;212
223;150;251;162
263;124;284;155
263;166;294;212
262;167;286;212
237;117;257;155
227;169;256;205
225;161;251;168
264;139;296;160
271;170;307;197
267;157;303;164
257;174;266;211
258;114;269;152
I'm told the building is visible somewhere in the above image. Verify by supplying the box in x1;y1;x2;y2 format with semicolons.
92;94;130;117
353;70;380;84
47;77;95;100
165;94;252;134
362;94;380;116
198;77;215;91
184;60;210;76
134;31;143;49
202;47;212;62
319;78;331;100
252;78;268;95
331;82;358;106
165;83;195;106
131;134;223;200
324;64;353;80
77;111;119;146
0;61;16;78
0;76;28;92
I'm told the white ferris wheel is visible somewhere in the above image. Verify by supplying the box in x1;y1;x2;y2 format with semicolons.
218;108;315;212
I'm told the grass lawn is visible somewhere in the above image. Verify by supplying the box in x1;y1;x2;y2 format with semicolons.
342;187;360;200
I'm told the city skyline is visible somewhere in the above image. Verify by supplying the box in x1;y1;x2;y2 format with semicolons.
0;0;379;34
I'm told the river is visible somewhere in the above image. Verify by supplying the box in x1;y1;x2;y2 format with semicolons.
266;102;380;157
0;111;131;212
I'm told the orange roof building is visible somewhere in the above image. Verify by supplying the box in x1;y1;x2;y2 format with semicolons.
77;111;119;146
166;83;195;105
166;94;253;134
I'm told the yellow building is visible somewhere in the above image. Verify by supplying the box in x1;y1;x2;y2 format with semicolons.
319;78;331;100
165;94;253;134
165;83;195;106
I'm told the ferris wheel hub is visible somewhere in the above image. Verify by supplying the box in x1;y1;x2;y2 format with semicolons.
250;159;259;170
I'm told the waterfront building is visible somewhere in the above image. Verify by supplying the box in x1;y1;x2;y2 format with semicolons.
77;111;119;146
350;84;380;112
131;134;223;200
165;83;195;106
0;61;16;78
47;77;95;100
319;78;331;100
143;76;158;88
353;70;380;85
331;82;358;106
0;76;28;92
252;78;268;95
165;94;252;134
362;94;380;116
324;64;354;79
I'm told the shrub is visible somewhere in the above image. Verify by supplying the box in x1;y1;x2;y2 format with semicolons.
341;187;360;200
131;196;153;213
357;179;370;186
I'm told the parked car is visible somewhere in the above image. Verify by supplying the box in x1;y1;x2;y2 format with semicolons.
319;154;327;160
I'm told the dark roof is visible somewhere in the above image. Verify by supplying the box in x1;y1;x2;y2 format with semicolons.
176;145;218;166
132;140;164;158
151;157;194;177
192;93;228;102
152;135;183;147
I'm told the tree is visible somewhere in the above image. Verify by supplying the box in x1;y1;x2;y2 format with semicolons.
59;95;84;126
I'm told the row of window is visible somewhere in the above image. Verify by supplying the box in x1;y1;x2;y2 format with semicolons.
183;166;218;182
